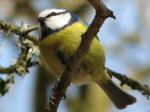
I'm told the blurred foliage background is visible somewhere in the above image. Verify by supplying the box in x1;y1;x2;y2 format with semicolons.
0;0;150;112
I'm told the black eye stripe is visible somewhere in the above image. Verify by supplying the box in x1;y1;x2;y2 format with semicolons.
46;11;68;18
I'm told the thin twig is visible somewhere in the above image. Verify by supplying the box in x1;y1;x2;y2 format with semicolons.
0;20;40;75
107;68;150;99
0;40;33;75
0;20;40;45
0;20;40;95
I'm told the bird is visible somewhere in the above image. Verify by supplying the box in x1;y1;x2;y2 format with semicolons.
37;8;136;109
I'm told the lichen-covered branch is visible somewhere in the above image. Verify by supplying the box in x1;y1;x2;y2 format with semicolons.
0;20;39;45
46;0;115;112
0;20;40;95
0;40;37;75
0;39;39;95
107;68;150;98
0;20;40;75
0;75;14;95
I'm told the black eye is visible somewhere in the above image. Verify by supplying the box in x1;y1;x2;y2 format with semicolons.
51;12;57;16
46;12;57;18
45;11;68;18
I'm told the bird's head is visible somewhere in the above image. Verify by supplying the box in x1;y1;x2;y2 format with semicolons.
38;9;71;31
37;9;79;40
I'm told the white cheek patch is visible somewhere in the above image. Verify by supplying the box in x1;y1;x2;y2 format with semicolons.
38;9;66;18
45;12;71;30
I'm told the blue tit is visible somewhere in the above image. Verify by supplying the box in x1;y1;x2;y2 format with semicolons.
37;9;136;109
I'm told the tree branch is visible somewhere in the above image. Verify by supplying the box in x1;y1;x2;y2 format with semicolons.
0;20;40;95
46;0;115;112
0;40;38;75
107;68;150;98
0;20;39;45
0;20;40;75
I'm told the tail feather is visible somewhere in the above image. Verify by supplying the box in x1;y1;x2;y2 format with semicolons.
98;80;136;109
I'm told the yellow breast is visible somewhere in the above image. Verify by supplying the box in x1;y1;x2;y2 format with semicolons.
39;22;107;84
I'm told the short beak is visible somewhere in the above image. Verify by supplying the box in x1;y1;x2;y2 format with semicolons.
37;17;45;22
